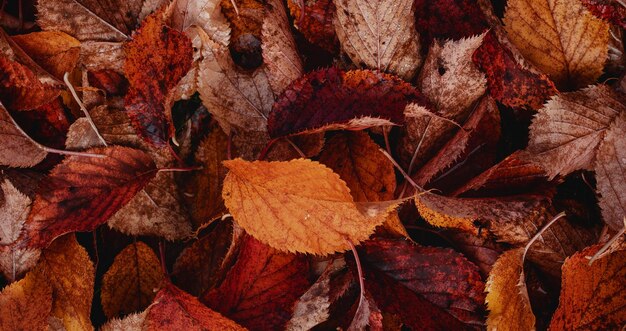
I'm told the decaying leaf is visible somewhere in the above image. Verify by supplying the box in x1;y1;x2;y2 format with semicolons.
503;0;610;89
414;0;489;46
22;146;157;248
334;0;422;80
287;0;338;53
485;249;536;331
11;31;80;79
101;241;163;318
202;235;309;330
582;0;626;28
0;271;52;331
549;245;626;330
169;0;231;45
222;158;401;254
0;56;62;111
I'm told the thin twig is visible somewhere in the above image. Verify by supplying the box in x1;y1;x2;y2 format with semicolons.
157;166;203;173
286;137;306;158
347;239;364;322
588;218;626;265
522;212;566;262
258;138;279;161
379;148;424;193
159;240;170;279
230;0;240;15
64;72;108;146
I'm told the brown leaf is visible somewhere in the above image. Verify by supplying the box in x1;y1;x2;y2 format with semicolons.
220;0;265;69
594;113;626;230
222;158;401;254
0;56;61;111
202;235;310;330
319;131;395;202
503;0;609;89
23;146;157;248
287;0;338;53
124;9;193;148
145;282;246;330
485;249;535;331
11;31;80;80
32;235;95;331
100;311;146;331
268;68;429;138
334;0;422;80
169;0;231;45
0;271;52;331
527;85;626;179
549;245;626;330
101;241;163;318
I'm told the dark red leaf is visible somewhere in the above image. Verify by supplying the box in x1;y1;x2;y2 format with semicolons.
287;0;339;53
414;0;489;47
0;56;61;111
87;69;129;97
582;0;626;28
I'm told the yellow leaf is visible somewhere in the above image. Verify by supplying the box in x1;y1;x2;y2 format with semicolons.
101;242;163;318
503;0;609;89
222;158;400;254
11;31;80;80
0;271;52;331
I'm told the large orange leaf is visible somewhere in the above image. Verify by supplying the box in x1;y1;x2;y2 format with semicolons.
0;271;52;331
222;158;401;254
22;146;157;248
202;235;310;330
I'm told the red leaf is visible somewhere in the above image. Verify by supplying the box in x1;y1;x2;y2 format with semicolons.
87;69;128;97
582;0;626;29
414;0;489;46
0;56;61;111
287;0;339;53
268;68;429;138
22;146;156;248
472;31;558;110
124;10;193;148
202;234;310;330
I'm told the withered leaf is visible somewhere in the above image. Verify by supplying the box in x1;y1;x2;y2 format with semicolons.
124;10;193;148
334;0;422;80
414;0;489;46
222;158;401;254
11;31;80;80
549;245;626;330
287;0;338;53
100;311;146;331
582;0;626;28
33;234;95;331
101;241;163;318
268;68;428;138
485;249;535;331
503;0;609;89
23;146;157;248
0;56;61;111
0;271;52;331
170;0;231;45
0;103;47;167
202;235;310;330
527;85;626;179
220;0;266;69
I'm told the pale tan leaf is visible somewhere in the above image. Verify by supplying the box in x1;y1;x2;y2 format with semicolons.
261;0;303;94
169;0;230;46
0;179;31;245
65;117;102;151
595;113;626;230
485;249;535;331
79;41;125;72
0;103;47;167
0;246;40;282
333;0;422;80
100;311;146;331
503;0;609;89
101;242;162;318
418;34;487;119
0;271;52;331
527;85;626;179
222;158;401;254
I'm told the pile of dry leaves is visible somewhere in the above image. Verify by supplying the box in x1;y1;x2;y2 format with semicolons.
0;0;625;329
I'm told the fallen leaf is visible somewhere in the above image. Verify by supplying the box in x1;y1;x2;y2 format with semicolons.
100;311;146;331
33;234;95;331
549;245;626;330
0;103;48;167
222;158;400;254
23;146;157;248
0;271;52;331
287;0;338;53
169;0;231;45
503;0;609;89
0;56;61;111
124;9;193;148
268;68;428;138
220;0;266;69
11;31;81;80
319;131;395;202
485;249;536;331
527;85;626;179
583;0;626;28
202;234;310;330
333;0;422;80
101;241;163;318
347;290;383;331
145;282;246;330
445;230;504;277
414;0;489;46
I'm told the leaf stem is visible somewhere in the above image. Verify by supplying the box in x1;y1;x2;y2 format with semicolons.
63;72;108;146
286;137;306;158
157;166;203;173
347;239;365;322
522;211;566;262
588;218;626;265
379;148;424;193
159;240;170;280
257;138;279;161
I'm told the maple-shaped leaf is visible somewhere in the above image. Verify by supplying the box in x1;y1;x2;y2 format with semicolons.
11;31;80;80
414;0;489;46
222;158;401;254
319;131;396;202
549;245;626;330
22;146;157;248
124;9;193;149
145;282;246;330
172;220;243;296
287;0;338;53
37;0;167;42
472;30;558;110
594;113;626;230
268;68;428;138
334;0;422;80
527;85;626;179
359;238;486;328
485;249;535;331
202;234;310;330
582;0;626;28
0;179;40;281
32;234;95;331
503;0;609;89
101;241;163;318
0;271;52;331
